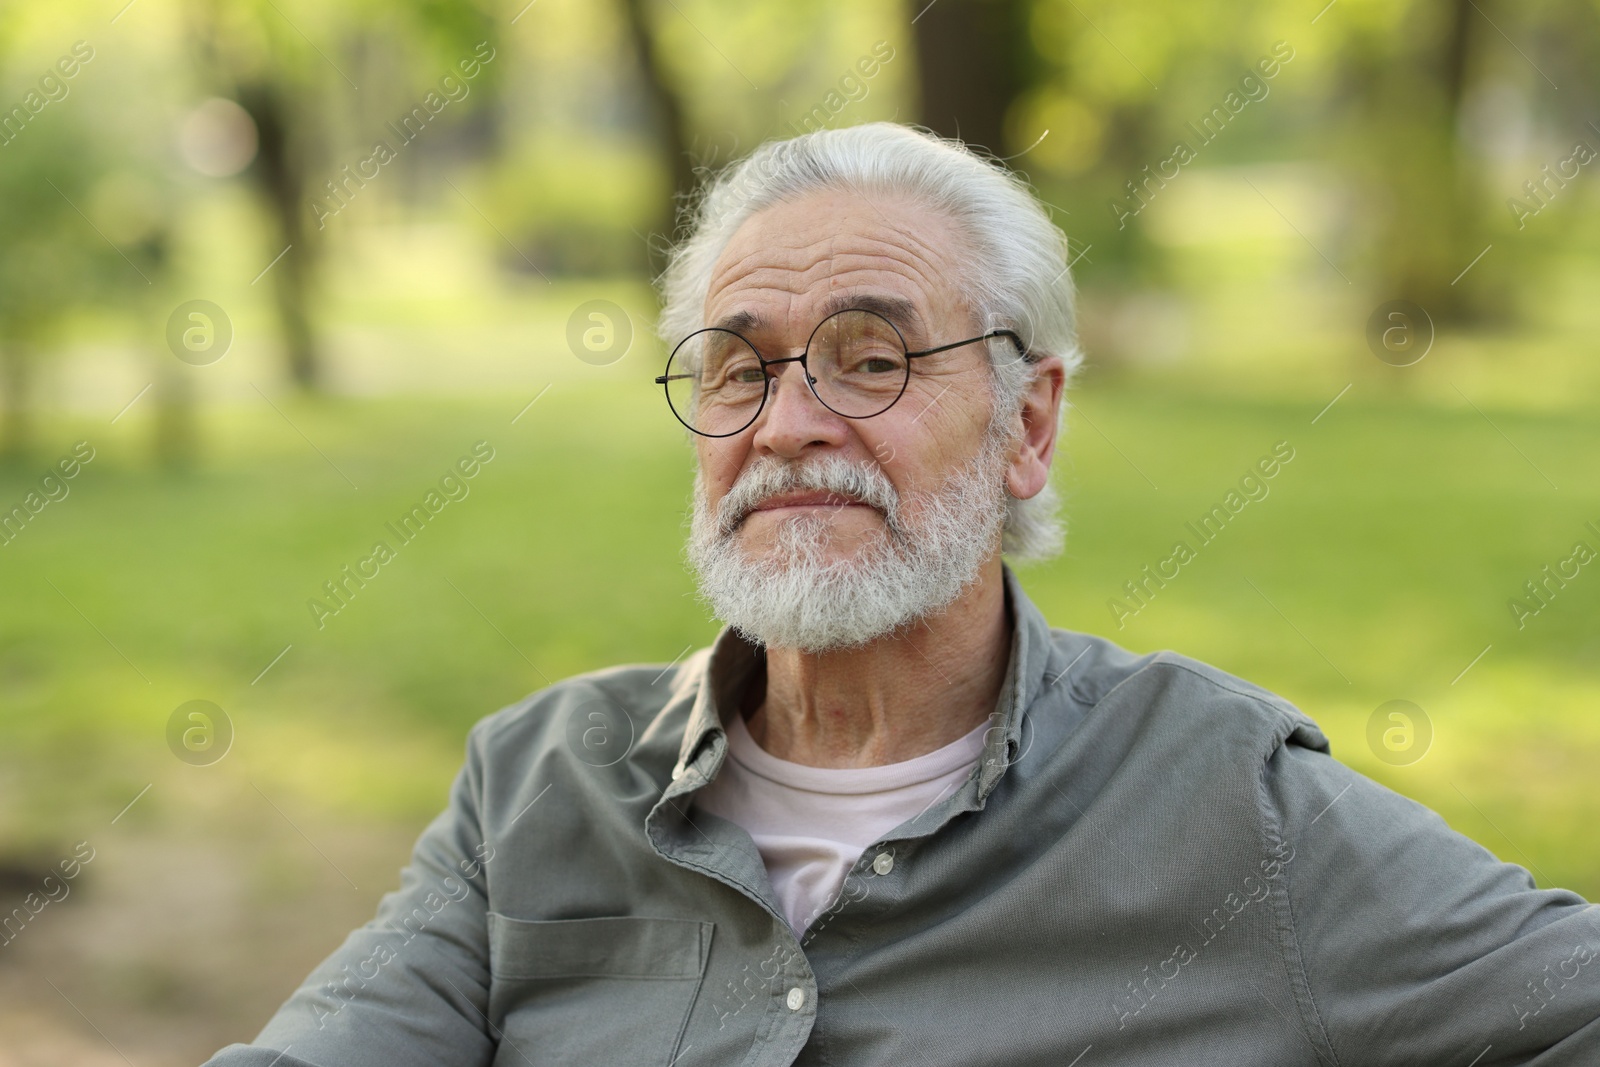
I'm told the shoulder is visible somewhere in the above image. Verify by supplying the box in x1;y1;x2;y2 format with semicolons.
461;655;706;768
1048;629;1331;758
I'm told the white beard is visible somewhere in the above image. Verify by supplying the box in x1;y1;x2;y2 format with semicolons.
686;425;1012;653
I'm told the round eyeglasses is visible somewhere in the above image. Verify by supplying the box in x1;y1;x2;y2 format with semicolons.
655;307;1030;438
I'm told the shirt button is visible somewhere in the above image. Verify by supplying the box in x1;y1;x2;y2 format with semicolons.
872;852;894;876
786;987;805;1011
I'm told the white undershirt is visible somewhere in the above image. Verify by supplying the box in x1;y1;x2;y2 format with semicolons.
692;710;989;938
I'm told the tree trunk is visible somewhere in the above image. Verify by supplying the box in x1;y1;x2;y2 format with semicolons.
1440;0;1474;111
1366;0;1499;323
238;81;322;390
911;0;1031;156
618;0;696;271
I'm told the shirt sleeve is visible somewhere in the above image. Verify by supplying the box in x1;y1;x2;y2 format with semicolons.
202;721;499;1067
1263;738;1600;1066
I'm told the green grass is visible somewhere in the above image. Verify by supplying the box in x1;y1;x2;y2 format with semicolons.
2;372;1597;896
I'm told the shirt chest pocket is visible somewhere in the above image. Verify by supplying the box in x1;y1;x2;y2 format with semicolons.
486;912;714;1067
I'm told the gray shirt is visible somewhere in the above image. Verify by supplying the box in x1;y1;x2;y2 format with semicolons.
205;565;1600;1066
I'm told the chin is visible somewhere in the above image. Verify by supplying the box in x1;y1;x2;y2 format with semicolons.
687;457;1005;653
739;510;884;558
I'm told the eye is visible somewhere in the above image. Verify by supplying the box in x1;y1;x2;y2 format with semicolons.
840;345;905;376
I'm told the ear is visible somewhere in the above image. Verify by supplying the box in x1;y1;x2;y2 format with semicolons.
1004;355;1066;501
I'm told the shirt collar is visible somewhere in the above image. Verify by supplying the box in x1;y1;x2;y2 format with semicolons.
670;563;1054;799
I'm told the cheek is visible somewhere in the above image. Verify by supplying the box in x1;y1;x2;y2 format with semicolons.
911;366;994;431
869;436;942;502
698;438;749;497
868;434;900;468
893;391;993;475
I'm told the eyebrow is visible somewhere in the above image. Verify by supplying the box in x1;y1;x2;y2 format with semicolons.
712;308;763;333
818;292;925;340
709;293;928;343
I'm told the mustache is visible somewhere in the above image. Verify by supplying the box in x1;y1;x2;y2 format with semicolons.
714;454;899;538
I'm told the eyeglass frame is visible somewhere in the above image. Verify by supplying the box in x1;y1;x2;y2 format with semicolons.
654;306;1034;438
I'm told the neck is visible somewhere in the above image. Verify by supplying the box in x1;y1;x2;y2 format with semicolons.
743;556;1012;768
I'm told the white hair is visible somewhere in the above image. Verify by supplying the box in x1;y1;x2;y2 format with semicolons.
656;121;1083;562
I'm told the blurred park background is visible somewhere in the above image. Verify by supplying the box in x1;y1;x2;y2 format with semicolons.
0;0;1597;1061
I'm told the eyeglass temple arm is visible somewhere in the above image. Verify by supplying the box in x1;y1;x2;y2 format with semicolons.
905;329;1031;361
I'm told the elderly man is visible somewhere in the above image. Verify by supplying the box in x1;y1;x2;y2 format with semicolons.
205;123;1598;1066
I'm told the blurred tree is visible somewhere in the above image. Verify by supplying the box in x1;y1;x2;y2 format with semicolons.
912;0;1033;156
186;0;332;391
241;78;321;389
1004;0;1585;324
1338;0;1503;322
86;172;194;468
184;0;497;391
922;0;1169;285
0;103;135;461
618;0;696;270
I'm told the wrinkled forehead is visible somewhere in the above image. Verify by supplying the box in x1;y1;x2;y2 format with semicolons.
702;189;975;345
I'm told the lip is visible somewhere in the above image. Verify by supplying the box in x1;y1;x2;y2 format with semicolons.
751;491;872;512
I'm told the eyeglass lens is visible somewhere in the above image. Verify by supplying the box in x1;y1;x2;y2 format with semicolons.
663;309;909;436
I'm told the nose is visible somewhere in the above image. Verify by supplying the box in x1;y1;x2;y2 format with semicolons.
750;359;850;458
